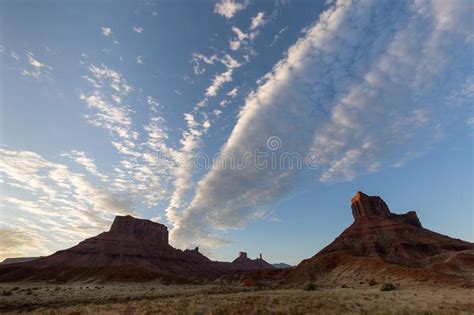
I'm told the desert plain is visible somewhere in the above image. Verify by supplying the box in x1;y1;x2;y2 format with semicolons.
1;281;473;314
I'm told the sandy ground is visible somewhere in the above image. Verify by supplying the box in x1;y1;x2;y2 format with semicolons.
1;282;473;314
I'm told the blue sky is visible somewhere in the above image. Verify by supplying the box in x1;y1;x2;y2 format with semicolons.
0;0;472;264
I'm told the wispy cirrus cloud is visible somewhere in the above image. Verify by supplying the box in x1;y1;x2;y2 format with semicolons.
21;52;52;79
269;26;287;47
79;64;175;208
80;65;136;145
166;53;243;227
61;150;108;181
0;148;134;259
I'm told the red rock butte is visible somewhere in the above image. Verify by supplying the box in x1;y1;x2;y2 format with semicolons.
286;191;474;284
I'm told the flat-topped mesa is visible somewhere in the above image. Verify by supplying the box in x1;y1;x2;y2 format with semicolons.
351;191;392;221
109;215;168;244
239;252;247;259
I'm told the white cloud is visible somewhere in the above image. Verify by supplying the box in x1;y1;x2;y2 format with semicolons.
191;53;218;75
191;53;240;76
220;99;230;107
228;23;262;54
146;96;161;112
229;40;241;51
250;12;266;30
164;51;241;228
164;114;208;226
227;87;238;98
205;69;233;97
199;54;241;98
28;55;44;68
170;0;474;249
136;56;144;64
214;0;249;19
133;26;144;33
221;54;241;69
213;109;223;117
193;53;218;65
21;52;52;79
79;64;175;209
101;27;112;36
232;26;248;41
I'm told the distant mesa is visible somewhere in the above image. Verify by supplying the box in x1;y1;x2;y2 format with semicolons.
0;257;42;265
232;251;274;271
286;191;474;285
272;263;292;269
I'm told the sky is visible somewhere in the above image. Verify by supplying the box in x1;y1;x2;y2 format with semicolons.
0;0;473;265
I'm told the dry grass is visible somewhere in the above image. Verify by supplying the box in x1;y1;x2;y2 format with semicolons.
0;282;473;314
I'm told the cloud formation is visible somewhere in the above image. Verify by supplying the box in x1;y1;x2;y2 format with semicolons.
170;0;473;249
21;52;52;79
79;64;175;208
0;148;134;259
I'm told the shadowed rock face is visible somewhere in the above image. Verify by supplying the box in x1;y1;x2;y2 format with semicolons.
287;191;474;284
109;215;168;243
